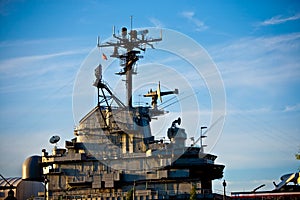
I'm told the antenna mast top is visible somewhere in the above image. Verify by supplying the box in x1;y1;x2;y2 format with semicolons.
97;17;162;107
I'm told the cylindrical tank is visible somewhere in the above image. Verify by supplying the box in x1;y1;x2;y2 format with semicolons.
22;155;43;181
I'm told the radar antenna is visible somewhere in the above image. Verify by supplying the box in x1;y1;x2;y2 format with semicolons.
49;135;60;146
143;81;179;110
97;17;162;107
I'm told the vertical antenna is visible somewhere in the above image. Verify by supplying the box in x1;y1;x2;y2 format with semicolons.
130;16;133;42
130;16;133;32
97;36;100;47
98;18;162;107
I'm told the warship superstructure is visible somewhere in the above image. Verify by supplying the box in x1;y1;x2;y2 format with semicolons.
22;22;225;200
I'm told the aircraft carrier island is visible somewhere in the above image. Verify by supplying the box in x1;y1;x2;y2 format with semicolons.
22;23;225;200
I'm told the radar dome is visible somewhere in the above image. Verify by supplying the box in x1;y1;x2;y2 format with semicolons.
22;155;43;181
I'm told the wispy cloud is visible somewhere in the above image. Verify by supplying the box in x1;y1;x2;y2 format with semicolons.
258;13;300;26
284;103;300;112
0;48;89;77
149;17;164;28
210;32;300;88
0;37;78;48
227;107;271;115
180;11;208;31
0;47;90;95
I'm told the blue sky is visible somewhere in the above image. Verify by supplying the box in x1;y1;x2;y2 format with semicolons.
0;0;300;194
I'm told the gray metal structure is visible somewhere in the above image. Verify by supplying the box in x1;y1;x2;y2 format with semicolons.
24;22;225;200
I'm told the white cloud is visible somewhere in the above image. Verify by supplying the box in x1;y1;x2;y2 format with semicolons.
284;103;300;112
0;37;77;48
209;32;300;88
181;11;194;19
149;17;164;28
258;13;300;26
180;11;208;31
0;45;90;95
227;107;271;115
0;49;88;75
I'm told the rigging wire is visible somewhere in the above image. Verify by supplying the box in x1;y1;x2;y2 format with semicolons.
159;90;201;110
224;100;299;156
192;115;225;146
157;95;180;108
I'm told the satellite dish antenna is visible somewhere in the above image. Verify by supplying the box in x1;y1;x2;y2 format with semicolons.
49;135;60;144
177;117;181;125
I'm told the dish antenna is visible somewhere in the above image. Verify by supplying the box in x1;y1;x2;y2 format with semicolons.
49;135;60;145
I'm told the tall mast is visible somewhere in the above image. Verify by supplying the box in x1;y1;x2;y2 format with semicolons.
97;19;162;107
